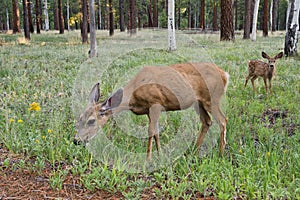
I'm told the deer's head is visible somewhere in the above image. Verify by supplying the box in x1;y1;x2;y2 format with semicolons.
74;83;123;144
262;51;283;68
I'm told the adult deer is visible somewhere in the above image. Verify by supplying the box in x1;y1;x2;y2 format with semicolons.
75;63;229;161
245;51;283;95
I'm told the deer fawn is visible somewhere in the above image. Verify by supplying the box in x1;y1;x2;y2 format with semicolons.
245;51;283;95
75;63;229;161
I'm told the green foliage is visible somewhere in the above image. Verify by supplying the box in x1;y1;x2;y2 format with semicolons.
0;30;299;199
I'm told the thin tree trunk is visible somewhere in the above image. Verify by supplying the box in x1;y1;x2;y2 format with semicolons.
23;0;30;40
67;0;70;31
272;0;278;31
53;0;59;30
43;0;49;30
168;0;176;51
243;0;251;38
177;0;180;29
109;0;114;36
89;0;97;57
12;0;21;33
58;0;64;33
284;0;300;56
263;0;268;36
97;0;102;29
35;0;41;33
200;0;205;30
28;0;34;33
6;7;10;30
212;0;218;31
220;0;234;41
82;0;88;43
234;0;238;30
119;0;125;31
188;0;191;29
153;0;158;27
251;0;260;41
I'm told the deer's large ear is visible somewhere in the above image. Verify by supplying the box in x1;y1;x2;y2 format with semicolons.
262;52;270;59
101;88;123;110
275;52;284;59
89;83;100;104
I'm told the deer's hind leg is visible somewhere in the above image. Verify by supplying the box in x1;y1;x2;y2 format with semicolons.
195;102;212;150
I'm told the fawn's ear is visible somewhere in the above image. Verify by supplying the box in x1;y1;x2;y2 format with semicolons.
89;83;100;104
101;88;123;111
275;52;284;59
262;51;270;59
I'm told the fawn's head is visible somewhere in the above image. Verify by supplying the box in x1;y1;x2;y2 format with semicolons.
262;51;283;68
74;83;123;144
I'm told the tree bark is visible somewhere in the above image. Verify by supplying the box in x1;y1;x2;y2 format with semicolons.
251;0;260;41
200;0;205;30
53;0;59;30
81;0;88;43
43;0;49;31
97;0;102;29
128;0;136;34
28;0;34;33
153;0;158;27
12;0;21;33
284;0;300;56
212;0;218;31
23;0;30;40
243;0;251;39
35;0;41;33
272;0;278;31
89;0;97;57
220;0;234;41
58;0;64;34
168;0;176;51
119;0;125;31
263;0;269;36
109;0;114;36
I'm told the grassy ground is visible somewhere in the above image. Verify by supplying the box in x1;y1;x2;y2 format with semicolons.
0;30;299;199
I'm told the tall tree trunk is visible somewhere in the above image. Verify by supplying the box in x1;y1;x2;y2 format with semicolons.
263;0;268;36
53;0;59;30
43;0;49;30
6;7;10;30
97;0;102;29
200;0;205;30
89;0;97;57
188;0;191;29
109;0;114;35
272;0;278;31
177;0;180;29
243;0;251;39
12;0;21;33
153;0;158;27
147;4;153;27
58;0;64;33
128;0;136;34
220;0;234;41
82;0;88;43
212;0;218;31
23;0;31;40
284;0;300;56
251;0;260;41
67;0;70;31
168;0;176;51
28;0;34;33
234;0;238;30
35;0;41;33
119;0;125;31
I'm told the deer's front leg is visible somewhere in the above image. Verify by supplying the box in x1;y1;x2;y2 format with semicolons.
268;78;273;95
146;104;162;161
263;77;269;95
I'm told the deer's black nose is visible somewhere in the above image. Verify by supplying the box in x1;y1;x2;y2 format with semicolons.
270;64;274;68
73;139;82;145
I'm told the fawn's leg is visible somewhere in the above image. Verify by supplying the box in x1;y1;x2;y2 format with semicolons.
195;103;212;149
250;75;258;93
263;77;269;95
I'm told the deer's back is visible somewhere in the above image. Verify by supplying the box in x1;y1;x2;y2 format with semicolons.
123;63;228;114
248;60;269;77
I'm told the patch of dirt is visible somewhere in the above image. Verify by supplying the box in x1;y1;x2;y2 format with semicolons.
260;109;297;136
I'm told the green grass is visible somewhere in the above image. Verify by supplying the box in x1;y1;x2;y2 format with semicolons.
0;30;299;199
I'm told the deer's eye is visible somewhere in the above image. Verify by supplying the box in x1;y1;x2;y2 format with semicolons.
87;119;96;125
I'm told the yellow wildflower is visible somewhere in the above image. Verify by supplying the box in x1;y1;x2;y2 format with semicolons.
239;149;243;154
9;118;15;123
35;139;39;143
266;152;271;157
48;129;53;133
28;102;41;111
17;119;23;123
42;136;46;140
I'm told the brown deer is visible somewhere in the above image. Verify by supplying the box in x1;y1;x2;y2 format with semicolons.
245;51;283;95
75;63;229;161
